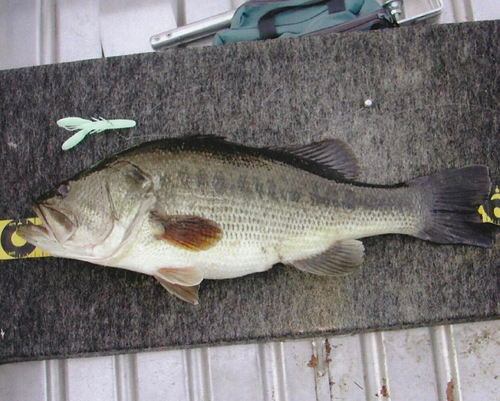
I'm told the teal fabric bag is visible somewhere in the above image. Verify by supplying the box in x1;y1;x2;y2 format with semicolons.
213;0;398;45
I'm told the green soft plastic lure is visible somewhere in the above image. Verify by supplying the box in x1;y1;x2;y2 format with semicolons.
58;117;136;150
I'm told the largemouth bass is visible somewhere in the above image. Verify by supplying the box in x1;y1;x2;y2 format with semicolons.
18;136;495;304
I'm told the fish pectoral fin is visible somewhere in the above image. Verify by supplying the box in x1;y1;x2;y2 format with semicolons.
155;275;200;305
273;139;360;181
152;213;223;251
290;239;365;276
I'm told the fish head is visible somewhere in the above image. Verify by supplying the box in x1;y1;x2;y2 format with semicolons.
18;160;154;261
17;172;116;259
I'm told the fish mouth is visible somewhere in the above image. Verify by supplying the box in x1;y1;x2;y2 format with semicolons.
17;203;77;245
16;211;50;245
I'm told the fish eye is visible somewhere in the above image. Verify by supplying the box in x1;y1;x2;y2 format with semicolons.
57;184;70;197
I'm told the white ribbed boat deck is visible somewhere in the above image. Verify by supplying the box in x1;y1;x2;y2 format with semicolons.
1;322;499;400
1;1;499;400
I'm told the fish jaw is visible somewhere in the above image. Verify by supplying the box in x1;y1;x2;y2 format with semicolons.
16;220;51;249
36;203;77;244
16;202;77;258
16;216;69;259
17;202;106;262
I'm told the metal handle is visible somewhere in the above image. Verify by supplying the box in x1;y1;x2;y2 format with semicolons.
150;10;236;50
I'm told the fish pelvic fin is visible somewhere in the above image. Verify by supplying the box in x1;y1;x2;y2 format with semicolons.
157;267;203;286
290;239;364;276
152;213;223;251
410;165;496;247
155;275;200;305
155;267;203;304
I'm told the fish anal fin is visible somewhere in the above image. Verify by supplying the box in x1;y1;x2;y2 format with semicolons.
153;214;223;251
290;239;364;276
275;139;361;181
155;275;200;305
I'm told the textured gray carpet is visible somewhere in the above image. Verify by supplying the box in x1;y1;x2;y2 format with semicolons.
0;21;498;364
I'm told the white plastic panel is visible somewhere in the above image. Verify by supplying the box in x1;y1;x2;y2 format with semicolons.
185;0;233;24
0;360;47;401
65;356;116;401
470;0;500;21
429;325;462;401
209;344;266;400
45;360;67;401
280;341;318;401
136;350;189;400
57;0;102;63
384;327;440;400
99;0;177;57
0;0;39;69
328;333;366;399
2;321;500;400
453;320;500;400
359;332;391;400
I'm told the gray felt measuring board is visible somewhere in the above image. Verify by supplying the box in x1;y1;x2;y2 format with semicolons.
0;21;498;364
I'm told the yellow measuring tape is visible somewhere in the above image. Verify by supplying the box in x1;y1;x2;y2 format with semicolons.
478;182;500;226
0;218;51;260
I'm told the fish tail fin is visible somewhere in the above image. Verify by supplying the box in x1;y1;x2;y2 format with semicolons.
410;165;496;247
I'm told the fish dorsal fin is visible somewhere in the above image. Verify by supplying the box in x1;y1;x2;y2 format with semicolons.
274;139;360;181
152;213;223;251
290;239;365;276
155;275;200;305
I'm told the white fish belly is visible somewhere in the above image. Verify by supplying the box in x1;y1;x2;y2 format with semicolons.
110;201;420;280
113;239;281;279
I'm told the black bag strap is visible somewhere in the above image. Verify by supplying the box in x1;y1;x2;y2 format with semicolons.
258;0;346;40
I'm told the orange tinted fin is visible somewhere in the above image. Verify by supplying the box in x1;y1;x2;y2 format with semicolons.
290;239;364;276
152;214;223;251
155;275;200;304
157;267;203;286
